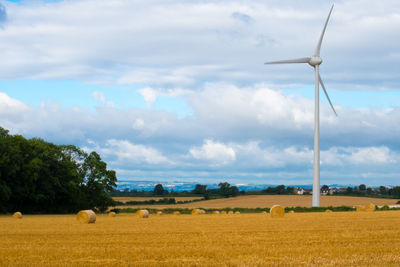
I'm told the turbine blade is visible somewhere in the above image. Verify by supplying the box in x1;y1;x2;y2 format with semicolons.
265;57;310;64
319;74;337;116
314;4;334;57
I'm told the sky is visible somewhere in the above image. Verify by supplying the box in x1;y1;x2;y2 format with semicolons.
0;0;400;186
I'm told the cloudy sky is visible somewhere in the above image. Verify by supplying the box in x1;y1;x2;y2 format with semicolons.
0;0;399;186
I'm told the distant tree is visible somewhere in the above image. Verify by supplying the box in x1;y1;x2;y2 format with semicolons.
230;186;239;197
366;187;373;195
218;182;231;197
359;184;367;191
153;184;166;195
379;186;387;195
321;185;329;192
346;187;353;194
192;184;207;195
286;186;295;195
276;185;286;194
392;186;400;197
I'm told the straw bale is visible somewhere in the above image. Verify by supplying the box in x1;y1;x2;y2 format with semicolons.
200;209;206;214
356;205;365;212
221;211;227;215
270;205;285;218
136;209;149;218
228;211;234;214
173;211;180;215
191;209;202;215
234;211;240;214
13;212;22;219
108;211;116;217
212;211;220;215
365;203;376;212
77;210;96;223
325;209;333;213
156;211;163;215
288;210;295;214
261;211;267;214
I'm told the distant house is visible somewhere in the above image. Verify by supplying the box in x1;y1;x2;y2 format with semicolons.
329;187;338;195
296;188;304;195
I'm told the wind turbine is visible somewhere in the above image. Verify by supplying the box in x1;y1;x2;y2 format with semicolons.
265;4;337;207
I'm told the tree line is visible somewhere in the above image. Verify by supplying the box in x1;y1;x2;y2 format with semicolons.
0;127;117;214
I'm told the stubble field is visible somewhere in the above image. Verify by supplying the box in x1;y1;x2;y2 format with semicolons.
1;211;400;266
115;195;399;209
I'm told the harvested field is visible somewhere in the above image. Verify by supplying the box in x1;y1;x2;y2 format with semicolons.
113;196;203;203
116;195;399;209
1;211;400;266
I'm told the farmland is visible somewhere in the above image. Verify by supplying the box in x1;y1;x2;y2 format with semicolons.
1;211;400;266
113;196;203;203
114;195;399;209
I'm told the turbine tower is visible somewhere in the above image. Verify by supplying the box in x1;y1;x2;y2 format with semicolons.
265;5;337;207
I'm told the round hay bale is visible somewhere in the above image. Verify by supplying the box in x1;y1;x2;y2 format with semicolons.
200;209;206;214
356;205;365;212
325;209;333;213
365;203;376;212
261;211;267;214
136;209;149;218
234;211;240;214
108;211;116;217
191;209;202;215
77;210;96;223
156;211;163;215
173;211;180;215
228;211;234;214
13;212;22;219
270;205;285;218
212;211;220;215
288;210;295;214
221;211;227;215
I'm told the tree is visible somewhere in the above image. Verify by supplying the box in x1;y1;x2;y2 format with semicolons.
346;187;353;193
192;184;207;195
366;187;372;195
0;127;117;213
359;184;366;191
392;186;400;197
230;186;239;197
218;182;231;197
379;186;387;195
153;184;166;195
321;185;329;192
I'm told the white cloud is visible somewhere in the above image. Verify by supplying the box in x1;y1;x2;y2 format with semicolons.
99;139;170;165
91;91;114;107
190;140;236;165
132;118;144;130
0;92;30;117
138;87;191;107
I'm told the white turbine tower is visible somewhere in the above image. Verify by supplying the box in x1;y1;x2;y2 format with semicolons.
265;5;337;207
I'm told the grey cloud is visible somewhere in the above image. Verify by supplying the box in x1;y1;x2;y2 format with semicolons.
0;1;398;90
232;12;253;23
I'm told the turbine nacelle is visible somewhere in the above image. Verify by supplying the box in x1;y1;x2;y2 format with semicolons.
308;56;322;66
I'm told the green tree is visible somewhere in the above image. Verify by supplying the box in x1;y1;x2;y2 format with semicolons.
359;184;366;191
366;187;373;195
392;186;400;197
379;186;387;195
0;127;117;214
218;182;231;197
321;185;329;192
153;184;166;195
230;186;239;197
192;184;207;195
